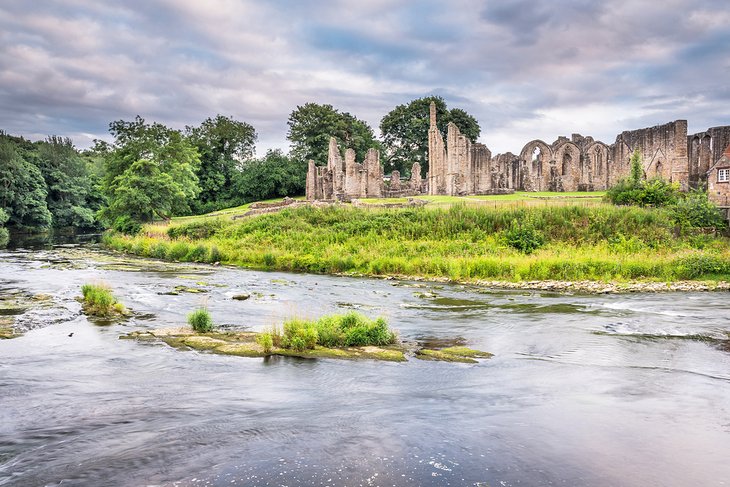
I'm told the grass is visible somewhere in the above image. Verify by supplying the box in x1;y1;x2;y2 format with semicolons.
359;191;606;206
103;202;730;283
187;308;214;332
80;283;126;316
261;312;397;352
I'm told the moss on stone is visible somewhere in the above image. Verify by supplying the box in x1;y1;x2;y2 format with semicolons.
416;347;493;363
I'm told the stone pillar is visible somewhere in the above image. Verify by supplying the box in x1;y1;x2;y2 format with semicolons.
365;148;383;197
428;102;446;195
390;170;401;191
344;148;359;198
306;160;317;200
327;137;345;197
410;162;422;193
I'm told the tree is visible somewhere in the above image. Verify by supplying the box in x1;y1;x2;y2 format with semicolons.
232;150;307;203
186;115;257;210
379;96;481;175
35;136;102;228
0;137;52;230
98;117;200;230
0;208;9;247
287;103;379;165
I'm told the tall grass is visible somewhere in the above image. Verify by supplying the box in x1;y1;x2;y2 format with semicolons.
187;308;213;332
257;312;397;352
81;283;126;316
103;204;730;282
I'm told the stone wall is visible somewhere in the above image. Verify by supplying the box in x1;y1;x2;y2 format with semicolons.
689;126;730;189
611;120;689;189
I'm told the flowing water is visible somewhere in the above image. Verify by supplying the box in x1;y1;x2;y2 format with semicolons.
1;241;729;486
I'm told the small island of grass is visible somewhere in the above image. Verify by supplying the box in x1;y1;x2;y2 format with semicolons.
122;311;491;364
80;283;128;318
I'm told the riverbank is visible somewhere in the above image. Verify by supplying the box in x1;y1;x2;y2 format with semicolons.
102;203;730;288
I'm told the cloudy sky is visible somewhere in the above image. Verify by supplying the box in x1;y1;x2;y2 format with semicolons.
1;0;729;155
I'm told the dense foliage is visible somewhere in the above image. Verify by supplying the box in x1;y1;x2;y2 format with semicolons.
0;208;9;247
186;115;258;213
379;96;480;175
0;133;102;232
287;103;380;165
232;149;306;203
97;117;201;231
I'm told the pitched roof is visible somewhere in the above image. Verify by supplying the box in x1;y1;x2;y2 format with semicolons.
724;144;730;158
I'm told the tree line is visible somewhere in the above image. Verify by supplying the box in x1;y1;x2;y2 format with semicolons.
0;96;481;237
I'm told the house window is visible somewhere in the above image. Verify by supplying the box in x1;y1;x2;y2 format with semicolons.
719;168;730;182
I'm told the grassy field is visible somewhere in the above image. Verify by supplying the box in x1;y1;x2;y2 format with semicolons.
104;201;730;283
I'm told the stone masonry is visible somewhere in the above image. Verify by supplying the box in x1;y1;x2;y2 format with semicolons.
305;101;730;200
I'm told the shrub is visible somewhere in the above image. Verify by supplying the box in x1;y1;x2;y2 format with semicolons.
503;220;545;254
672;190;727;231
112;215;142;235
185;244;209;262
168;219;225;239
81;283;125;316
187;308;213;332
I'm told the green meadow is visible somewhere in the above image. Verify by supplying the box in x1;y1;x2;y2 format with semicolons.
103;199;730;283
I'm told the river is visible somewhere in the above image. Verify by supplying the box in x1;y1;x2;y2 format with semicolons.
1;241;729;486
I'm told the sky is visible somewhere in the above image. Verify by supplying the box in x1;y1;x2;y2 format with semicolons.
1;0;729;156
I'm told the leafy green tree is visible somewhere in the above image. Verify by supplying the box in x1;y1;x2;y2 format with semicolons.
35;136;102;228
186;115;257;210
232;150;307;203
379;96;481;175
287;103;379;165
0;137;52;230
98;117;200;230
0;207;9;247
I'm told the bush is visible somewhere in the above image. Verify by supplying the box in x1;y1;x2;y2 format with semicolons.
112;215;142;235
503;220;545;254
606;178;680;207
672;191;727;231
168;219;225;239
188;308;213;332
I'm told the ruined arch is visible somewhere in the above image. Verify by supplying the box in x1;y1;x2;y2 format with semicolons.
584;141;610;190
552;141;581;191
520;140;553;191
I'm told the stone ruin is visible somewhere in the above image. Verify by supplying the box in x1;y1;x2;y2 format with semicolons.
306;137;423;201
305;101;730;200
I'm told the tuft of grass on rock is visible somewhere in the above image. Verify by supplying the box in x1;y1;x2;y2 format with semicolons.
81;283;126;317
187;308;213;333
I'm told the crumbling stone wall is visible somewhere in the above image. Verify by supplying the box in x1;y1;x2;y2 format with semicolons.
306;137;384;201
611;120;689;189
